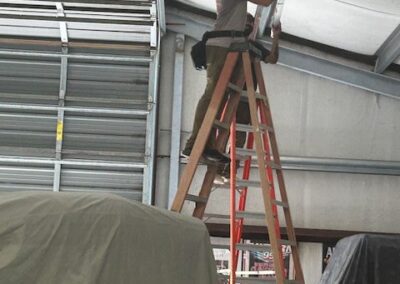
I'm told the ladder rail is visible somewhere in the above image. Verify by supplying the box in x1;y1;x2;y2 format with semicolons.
233;133;254;271
254;60;305;282
258;81;281;241
171;52;239;213
193;67;246;219
242;51;285;284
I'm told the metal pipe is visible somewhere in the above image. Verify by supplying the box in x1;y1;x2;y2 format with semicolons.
0;156;146;168
0;49;152;63
0;103;150;115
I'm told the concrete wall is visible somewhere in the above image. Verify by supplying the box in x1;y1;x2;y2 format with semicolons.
155;31;400;282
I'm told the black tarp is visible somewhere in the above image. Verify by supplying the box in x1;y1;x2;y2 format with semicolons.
320;234;400;284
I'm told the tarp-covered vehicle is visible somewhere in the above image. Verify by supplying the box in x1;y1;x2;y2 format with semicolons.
320;234;400;284
0;192;218;284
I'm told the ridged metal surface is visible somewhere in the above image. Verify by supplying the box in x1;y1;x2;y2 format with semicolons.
0;0;159;202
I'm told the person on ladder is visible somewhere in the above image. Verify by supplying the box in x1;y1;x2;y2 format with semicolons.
181;0;276;165
216;13;282;183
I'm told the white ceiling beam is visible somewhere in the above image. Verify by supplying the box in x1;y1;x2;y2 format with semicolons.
374;24;400;73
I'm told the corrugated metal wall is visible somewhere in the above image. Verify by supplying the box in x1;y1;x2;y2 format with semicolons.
0;0;160;203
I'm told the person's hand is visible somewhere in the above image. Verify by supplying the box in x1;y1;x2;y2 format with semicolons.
271;22;282;39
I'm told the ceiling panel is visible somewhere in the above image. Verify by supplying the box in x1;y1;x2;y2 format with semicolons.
282;0;400;55
178;0;400;56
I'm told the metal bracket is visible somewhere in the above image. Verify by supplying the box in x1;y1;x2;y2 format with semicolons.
56;2;65;18
150;3;158;49
147;96;155;111
59;22;69;48
53;19;69;192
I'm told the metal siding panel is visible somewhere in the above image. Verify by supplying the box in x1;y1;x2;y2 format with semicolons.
0;0;158;202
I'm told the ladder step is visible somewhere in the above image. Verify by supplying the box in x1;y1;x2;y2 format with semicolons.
213;243;270;252
227;83;267;102
218;275;300;284
236;148;257;157
215;179;260;188
237;211;265;219
237;179;260;187
204;211;265;220
214;120;273;133
203;213;230;219
185;194;207;204
227;82;246;93
235;148;282;169
271;199;289;208
279;239;297;246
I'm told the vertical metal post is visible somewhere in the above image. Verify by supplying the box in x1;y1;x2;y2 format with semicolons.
157;0;166;35
143;2;160;204
53;4;68;192
168;34;185;209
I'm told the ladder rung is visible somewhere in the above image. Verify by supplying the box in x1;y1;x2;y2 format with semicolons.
218;275;300;284
215;179;260;188
213;243;270;252
228;82;245;93
237;211;265;219
185;194;207;204
235;148;281;169
214;120;272;133
271;199;289;208
227;83;267;102
279;239;297;246
237;179;260;187
235;148;264;161
203;213;230;219
236;148;257;157
204;211;265;220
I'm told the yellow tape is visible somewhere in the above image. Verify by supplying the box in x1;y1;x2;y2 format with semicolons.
56;121;64;142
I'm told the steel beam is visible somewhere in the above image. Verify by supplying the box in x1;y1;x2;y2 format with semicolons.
374;24;400;73
280;156;400;176
157;0;166;34
168;34;185;209
180;155;400;176
259;39;400;100
166;7;400;99
166;7;213;41
142;28;161;205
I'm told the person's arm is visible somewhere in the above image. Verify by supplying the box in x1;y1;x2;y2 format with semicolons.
248;0;275;6
264;23;281;64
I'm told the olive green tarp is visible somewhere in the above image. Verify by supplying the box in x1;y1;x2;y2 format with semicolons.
0;192;218;284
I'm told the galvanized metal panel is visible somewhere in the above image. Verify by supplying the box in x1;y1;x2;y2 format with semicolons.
0;0;159;203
